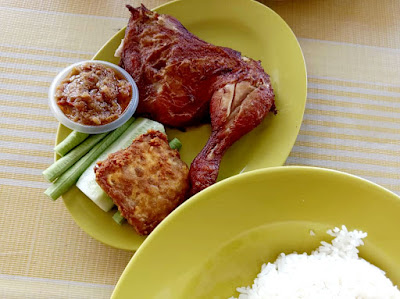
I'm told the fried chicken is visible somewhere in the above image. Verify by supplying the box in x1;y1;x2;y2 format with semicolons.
119;5;275;195
95;130;189;235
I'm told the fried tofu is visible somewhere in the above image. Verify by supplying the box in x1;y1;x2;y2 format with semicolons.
95;130;189;235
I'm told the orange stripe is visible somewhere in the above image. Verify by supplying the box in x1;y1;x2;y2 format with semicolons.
0;172;44;182
308;97;400;113
0;77;50;88
0;135;54;146
0;147;53;158
299;129;400;145
302;119;400;134
0;56;69;68
0;66;56;77
308;88;400;103
0;122;56;134
0;87;47;99
290;151;400;168
0;159;49;170
294;140;400;157
308;77;400;94
305;108;400;124
0;45;90;60
0;99;49;110
1;112;56;122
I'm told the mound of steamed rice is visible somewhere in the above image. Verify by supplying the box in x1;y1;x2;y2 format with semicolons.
231;226;400;299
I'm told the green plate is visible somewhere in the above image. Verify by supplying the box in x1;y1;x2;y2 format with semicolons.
56;0;307;250
111;167;400;298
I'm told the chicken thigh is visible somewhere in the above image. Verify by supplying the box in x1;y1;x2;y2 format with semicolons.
119;5;275;195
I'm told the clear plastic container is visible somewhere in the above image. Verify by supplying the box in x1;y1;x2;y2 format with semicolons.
48;60;139;134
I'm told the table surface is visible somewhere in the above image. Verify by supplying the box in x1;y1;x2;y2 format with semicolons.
1;0;399;298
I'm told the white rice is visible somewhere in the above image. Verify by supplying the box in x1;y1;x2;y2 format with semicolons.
231;226;400;299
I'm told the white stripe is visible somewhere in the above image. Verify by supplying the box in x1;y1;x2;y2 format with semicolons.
1;166;42;176
0;51;82;64
303;113;400;131
0;128;55;140
292;145;400;165
306;102;400;120
0;93;48;106
0;117;57;130
299;37;400;54
0;178;49;189
0;105;53;117
285;158;400;191
0;153;53;164
307;92;400;109
308;75;400;89
0;274;114;289
285;156;400;174
0;82;48;94
308;82;400;98
0;43;94;55
0;140;53;152
0;72;53;82
0;61;62;73
1;6;127;22
300;123;400;140
295;134;400;153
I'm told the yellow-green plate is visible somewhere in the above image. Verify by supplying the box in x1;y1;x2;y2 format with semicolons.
111;167;400;298
56;0;307;250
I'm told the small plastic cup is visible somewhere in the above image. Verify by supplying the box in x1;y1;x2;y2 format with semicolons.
48;60;139;134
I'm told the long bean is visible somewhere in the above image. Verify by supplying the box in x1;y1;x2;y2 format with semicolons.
44;118;135;200
43;133;107;182
54;131;90;157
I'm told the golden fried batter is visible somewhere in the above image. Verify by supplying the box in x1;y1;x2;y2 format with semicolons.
95;130;189;235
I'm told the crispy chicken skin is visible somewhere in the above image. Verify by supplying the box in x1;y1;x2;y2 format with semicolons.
120;5;275;195
94;130;189;235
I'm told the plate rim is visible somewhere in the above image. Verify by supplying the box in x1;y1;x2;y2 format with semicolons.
56;0;308;251
111;165;400;298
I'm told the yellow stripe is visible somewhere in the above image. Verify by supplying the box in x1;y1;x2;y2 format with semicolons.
294;140;400;157
0;159;49;170
290;151;400;168
0;56;68;68
0;147;53;158
308;88;400;104
305;108;400;124
0;77;50;87
0;122;56;134
0;135;54;146
0;66;56;77
299;129;400;145
0;45;90;60
1;111;56;122
302;119;400;135
0;87;47;99
308;77;400;94
0;99;49;110
0;172;44;182
308;97;400;113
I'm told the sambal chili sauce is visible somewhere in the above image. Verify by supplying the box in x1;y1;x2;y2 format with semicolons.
55;63;132;126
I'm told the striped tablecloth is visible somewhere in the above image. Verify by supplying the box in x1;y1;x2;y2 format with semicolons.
0;0;399;298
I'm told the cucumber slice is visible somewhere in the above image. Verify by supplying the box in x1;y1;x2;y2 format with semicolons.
76;117;165;212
